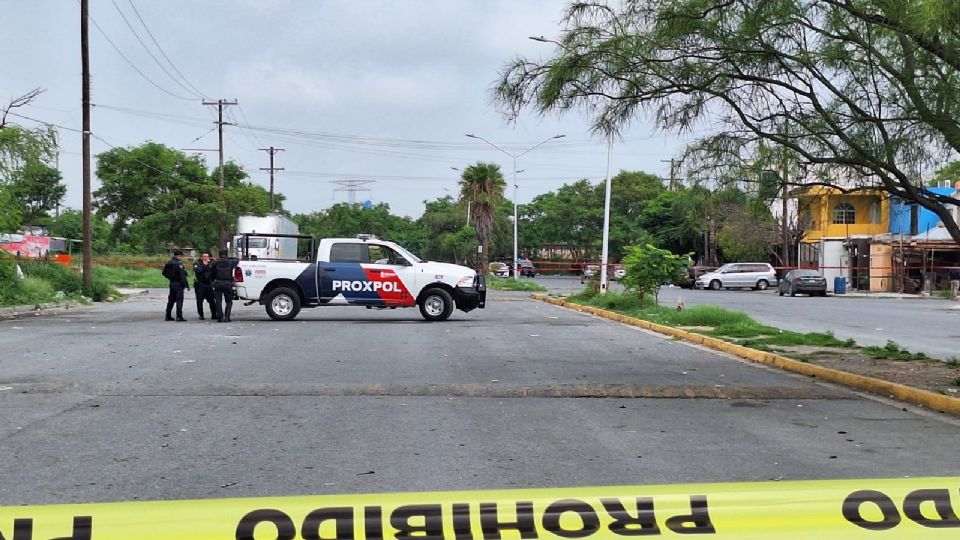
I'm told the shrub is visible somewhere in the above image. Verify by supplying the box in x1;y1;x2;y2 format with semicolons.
19;262;83;294
15;277;55;304
84;270;115;302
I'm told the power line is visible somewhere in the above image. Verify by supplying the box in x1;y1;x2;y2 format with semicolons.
236;104;265;148
86;11;196;101
92;103;210;127
126;0;209;99
110;0;204;99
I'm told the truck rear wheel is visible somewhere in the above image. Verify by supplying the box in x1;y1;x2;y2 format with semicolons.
419;288;454;321
265;287;301;321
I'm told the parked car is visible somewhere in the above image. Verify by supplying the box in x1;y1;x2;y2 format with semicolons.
678;265;718;288
517;259;537;277
488;261;509;278
695;263;778;291
778;269;828;297
612;266;626;280
580;264;600;284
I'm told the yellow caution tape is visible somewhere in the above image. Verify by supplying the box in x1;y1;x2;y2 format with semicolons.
3;477;959;539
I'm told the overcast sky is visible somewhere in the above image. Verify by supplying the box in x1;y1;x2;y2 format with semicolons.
4;0;694;219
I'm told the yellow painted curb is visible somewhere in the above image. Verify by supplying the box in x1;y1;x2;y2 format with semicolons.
531;294;960;417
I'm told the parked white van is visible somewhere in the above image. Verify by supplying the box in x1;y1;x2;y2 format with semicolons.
695;263;778;291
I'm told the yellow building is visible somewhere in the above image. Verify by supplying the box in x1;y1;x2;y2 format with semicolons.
795;186;890;292
796;186;890;241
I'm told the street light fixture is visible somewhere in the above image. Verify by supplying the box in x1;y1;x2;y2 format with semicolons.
465;133;565;278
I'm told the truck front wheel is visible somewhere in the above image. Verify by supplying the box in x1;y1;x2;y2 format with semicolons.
419;288;454;321
265;287;301;321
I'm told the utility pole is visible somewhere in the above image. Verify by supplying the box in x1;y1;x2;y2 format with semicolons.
661;158;679;190
202;99;237;249
781;158;790;268
81;0;92;289
259;147;284;211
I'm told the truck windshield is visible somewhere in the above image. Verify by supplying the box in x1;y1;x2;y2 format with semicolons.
392;243;422;263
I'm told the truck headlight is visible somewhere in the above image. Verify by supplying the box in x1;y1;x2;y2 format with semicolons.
457;275;474;287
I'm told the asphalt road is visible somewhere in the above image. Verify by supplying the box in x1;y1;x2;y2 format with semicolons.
532;275;960;359
1;289;959;506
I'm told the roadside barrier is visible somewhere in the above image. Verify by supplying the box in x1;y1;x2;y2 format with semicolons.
3;477;958;539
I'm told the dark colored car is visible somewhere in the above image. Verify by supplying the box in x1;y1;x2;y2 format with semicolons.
778;269;828;297
517;259;537;277
679;266;718;288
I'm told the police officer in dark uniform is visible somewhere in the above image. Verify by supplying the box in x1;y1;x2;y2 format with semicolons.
163;250;190;321
192;251;218;320
212;249;237;323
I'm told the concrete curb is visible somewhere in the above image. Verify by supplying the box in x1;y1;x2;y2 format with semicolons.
532;293;960;417
0;300;87;320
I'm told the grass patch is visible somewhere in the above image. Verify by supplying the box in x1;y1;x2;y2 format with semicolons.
14;277;55;304
863;340;929;361
93;263;168;288
0;261;118;304
568;291;861;350
486;276;547;292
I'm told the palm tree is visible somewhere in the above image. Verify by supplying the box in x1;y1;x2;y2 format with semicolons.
458;162;506;271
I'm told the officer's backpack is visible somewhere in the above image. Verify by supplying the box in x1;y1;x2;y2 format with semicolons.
214;260;234;281
161;262;179;281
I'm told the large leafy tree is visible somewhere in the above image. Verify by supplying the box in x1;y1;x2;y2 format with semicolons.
1;89;58;231
295;202;423;255
418;196;476;265
44;210;111;253
95;143;275;252
9;160;66;223
520;171;666;263
521;179;603;261
458;162;506;270
497;0;960;243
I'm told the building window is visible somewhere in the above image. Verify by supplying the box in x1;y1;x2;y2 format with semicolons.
869;201;881;224
833;202;856;224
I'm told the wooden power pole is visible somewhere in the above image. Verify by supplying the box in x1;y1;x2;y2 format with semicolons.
81;0;92;289
259;147;284;211
202;99;237;249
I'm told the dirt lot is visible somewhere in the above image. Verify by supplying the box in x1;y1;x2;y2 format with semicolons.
774;346;960;396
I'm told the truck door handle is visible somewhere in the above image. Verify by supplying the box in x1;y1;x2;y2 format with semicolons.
322;267;336;272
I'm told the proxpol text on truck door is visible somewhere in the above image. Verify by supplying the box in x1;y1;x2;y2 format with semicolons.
318;242;417;306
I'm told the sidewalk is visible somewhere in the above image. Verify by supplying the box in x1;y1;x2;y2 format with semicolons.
0;288;160;320
838;290;960;305
0;299;88;320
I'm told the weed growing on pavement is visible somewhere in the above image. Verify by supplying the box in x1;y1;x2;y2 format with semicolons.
863;340;929;361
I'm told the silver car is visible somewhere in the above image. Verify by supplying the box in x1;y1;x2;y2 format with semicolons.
695;263;778;291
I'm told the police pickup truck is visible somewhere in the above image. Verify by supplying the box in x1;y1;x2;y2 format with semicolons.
234;234;485;321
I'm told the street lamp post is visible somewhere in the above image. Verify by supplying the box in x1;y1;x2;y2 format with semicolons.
465;133;565;278
599;136;613;294
450;167;472;225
